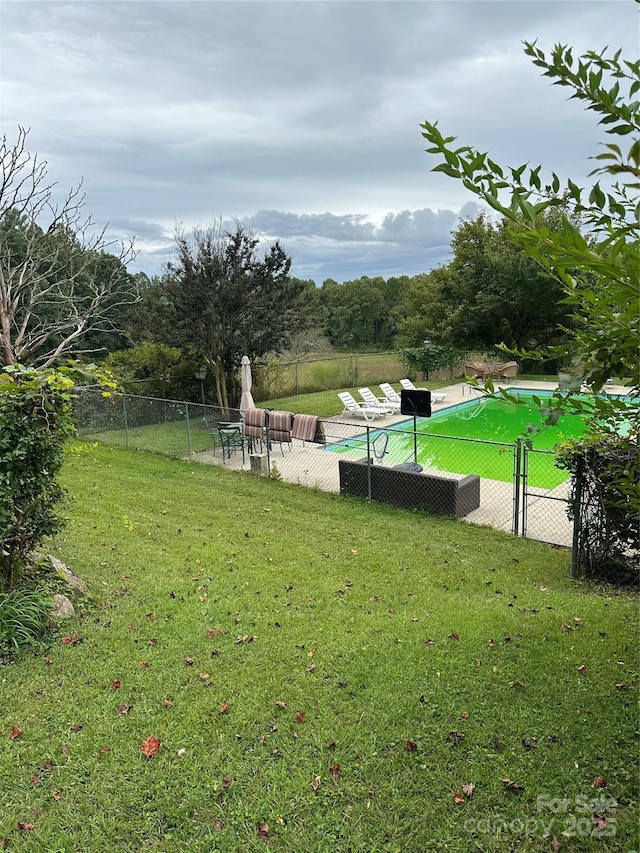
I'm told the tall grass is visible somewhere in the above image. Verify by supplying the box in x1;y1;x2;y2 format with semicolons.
0;587;51;654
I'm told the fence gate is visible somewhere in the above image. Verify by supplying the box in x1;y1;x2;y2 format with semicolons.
513;443;574;547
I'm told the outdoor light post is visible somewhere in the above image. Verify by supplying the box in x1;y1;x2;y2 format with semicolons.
194;366;207;405
423;339;432;382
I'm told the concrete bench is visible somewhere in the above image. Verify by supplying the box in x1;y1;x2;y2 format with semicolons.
338;458;480;518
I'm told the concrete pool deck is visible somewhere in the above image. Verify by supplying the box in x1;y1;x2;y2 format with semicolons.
192;379;631;547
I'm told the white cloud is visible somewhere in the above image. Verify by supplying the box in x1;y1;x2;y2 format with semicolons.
1;0;637;282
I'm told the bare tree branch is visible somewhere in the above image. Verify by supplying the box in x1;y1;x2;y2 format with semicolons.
0;127;139;367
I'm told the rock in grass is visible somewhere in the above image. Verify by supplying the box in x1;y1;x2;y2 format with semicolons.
52;594;75;619
48;556;90;598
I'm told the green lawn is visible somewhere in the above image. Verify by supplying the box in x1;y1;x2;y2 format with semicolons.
0;444;637;852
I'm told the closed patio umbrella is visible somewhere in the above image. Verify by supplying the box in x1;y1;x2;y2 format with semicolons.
239;355;255;414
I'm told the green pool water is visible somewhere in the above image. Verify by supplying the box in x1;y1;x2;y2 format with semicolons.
327;393;598;489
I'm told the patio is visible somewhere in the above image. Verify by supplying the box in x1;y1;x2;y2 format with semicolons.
192;379;616;546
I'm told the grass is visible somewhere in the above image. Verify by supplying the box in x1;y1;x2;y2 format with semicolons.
257;352;407;400
0;443;637;852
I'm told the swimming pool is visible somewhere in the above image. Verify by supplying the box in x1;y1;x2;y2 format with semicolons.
326;391;629;489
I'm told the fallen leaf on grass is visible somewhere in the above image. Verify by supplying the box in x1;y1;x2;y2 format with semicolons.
462;783;475;798
138;661;149;669
615;683;628;691
592;776;607;788
311;775;321;791
162;699;174;708
60;634;80;645
140;735;161;757
461;711;469;719
275;701;287;709
501;777;524;791
61;744;69;755
405;740;418;752
184;658;194;667
448;633;459;641
205;626;224;638
257;822;270;839
221;776;233;791
199;673;210;681
9;727;23;740
592;813;608;830
330;763;341;781
219;701;231;714
551;836;561;853
52;791;61;801
17;823;35;832
295;712;306;724
110;680;121;690
453;792;465;804
31;775;40;787
577;665;587;674
117;704;131;715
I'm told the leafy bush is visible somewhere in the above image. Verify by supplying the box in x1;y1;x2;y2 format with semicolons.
0;366;77;589
0;585;52;653
558;434;639;584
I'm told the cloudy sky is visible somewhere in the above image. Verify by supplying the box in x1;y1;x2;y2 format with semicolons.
1;0;637;283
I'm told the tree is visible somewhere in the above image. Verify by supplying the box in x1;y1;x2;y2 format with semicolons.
420;33;639;578
420;41;638;391
320;276;402;349
408;211;575;352
0;127;137;368
162;221;308;409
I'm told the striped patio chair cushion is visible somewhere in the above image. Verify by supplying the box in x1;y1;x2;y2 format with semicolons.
291;413;318;442
268;410;294;443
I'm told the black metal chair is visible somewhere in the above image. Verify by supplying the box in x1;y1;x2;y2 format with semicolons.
218;423;245;463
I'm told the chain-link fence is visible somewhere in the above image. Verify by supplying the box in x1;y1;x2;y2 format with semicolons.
74;389;579;549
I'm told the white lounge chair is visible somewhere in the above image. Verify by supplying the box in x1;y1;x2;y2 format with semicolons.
358;387;399;414
379;383;402;407
338;391;384;421
399;378;447;403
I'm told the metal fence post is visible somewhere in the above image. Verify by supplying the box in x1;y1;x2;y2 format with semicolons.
295;362;299;396
123;395;129;448
185;402;192;458
366;426;372;500
571;466;583;579
522;442;529;538
512;438;522;535
265;410;271;475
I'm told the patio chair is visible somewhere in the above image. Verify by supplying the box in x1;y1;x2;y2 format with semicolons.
496;362;519;383
473;362;492;380
243;407;266;452
218;422;246;463
464;364;485;380
400;378;446;404
379;383;402;408
358;387;399;414
291;413;321;448
400;378;424;391
267;410;294;455
338;391;384;421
